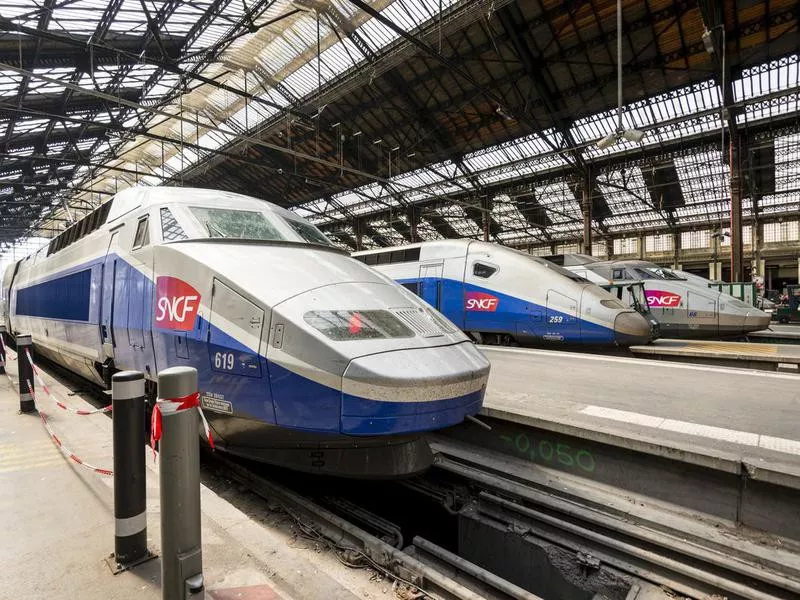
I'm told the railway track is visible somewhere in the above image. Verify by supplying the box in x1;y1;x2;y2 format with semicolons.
212;439;800;600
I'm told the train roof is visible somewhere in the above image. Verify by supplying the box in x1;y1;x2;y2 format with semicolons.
106;186;296;224
352;239;471;256
541;253;600;266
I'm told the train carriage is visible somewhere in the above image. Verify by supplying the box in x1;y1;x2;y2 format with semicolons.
354;240;654;346
2;187;490;478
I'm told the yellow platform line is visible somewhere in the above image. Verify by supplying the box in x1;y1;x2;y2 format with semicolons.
679;341;778;355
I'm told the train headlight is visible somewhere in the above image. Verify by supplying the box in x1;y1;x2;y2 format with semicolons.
304;310;415;340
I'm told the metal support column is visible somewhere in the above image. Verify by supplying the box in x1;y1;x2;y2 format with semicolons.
605;238;614;260
354;219;363;251
672;230;681;269
112;371;149;568
481;197;490;242
17;334;34;413
158;366;203;600
729;134;744;282
753;221;764;277
407;206;418;243
582;179;592;255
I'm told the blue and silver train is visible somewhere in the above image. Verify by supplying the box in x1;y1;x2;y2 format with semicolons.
1;187;490;477
353;240;653;346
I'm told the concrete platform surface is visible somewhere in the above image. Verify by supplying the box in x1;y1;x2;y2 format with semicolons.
0;355;391;600
478;346;800;470
630;338;800;365
748;324;800;342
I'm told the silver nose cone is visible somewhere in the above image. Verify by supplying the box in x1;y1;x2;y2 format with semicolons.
614;311;652;345
744;310;772;333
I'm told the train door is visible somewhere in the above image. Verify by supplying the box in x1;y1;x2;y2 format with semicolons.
545;290;579;342
687;290;717;334
100;231;119;359
419;263;443;310
207;279;274;425
208;280;267;379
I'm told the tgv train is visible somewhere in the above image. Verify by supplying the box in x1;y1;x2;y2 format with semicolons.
1;187;490;477
353;240;653;346
546;254;771;338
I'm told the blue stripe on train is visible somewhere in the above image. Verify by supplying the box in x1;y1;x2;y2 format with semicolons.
398;276;616;344
14;254;482;436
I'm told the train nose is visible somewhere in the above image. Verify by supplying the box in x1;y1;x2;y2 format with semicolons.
744;310;771;332
339;342;490;435
614;311;652;346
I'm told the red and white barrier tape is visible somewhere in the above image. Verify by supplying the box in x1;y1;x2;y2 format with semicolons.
0;336;16;387
25;349;112;416
26;379;113;476
150;391;214;460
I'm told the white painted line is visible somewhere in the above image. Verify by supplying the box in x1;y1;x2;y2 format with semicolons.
581;405;665;428
480;345;800;381
759;436;800;455
579;405;800;456
659;419;760;446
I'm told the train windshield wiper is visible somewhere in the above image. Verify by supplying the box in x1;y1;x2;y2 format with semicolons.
205;220;228;238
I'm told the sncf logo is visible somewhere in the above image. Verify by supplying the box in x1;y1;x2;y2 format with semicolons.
465;291;499;312
645;290;681;308
154;276;201;331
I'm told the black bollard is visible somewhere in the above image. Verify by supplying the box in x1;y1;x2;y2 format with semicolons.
17;334;34;413
0;325;6;375
112;371;148;567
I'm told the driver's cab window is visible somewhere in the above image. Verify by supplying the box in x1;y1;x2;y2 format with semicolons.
132;217;150;250
612;268;625;280
473;262;497;278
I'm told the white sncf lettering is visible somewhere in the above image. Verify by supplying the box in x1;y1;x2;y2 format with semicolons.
466;298;498;310
156;295;199;323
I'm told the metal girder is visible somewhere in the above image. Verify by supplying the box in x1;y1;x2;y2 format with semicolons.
0;33;185;69
495;3;585;174
423;213;461;239
345;0;581;172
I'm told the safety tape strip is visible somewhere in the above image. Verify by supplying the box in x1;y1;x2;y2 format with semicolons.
25;379;113;477
25;349;112;416
0;337;16;388
150;392;215;460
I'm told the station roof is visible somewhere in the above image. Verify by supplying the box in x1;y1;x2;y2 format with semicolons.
0;0;798;249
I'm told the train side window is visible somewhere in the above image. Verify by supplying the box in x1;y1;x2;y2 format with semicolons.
132;217;150;250
473;262;497;278
160;207;188;241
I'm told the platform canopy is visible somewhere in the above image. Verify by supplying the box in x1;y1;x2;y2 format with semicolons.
0;0;798;249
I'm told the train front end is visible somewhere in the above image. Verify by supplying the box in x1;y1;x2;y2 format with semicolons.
154;236;489;478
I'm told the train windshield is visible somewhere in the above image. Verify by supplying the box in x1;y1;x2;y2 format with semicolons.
632;266;684;280
189;206;334;246
524;255;590;283
282;218;334;246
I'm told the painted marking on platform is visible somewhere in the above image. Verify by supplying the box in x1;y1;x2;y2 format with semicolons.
681;341;778;355
579;405;800;456
209;585;281;600
481;346;800;380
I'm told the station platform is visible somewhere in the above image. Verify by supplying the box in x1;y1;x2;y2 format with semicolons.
629;338;800;371
0;357;387;600
466;345;800;541
478;345;800;465
746;323;800;344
